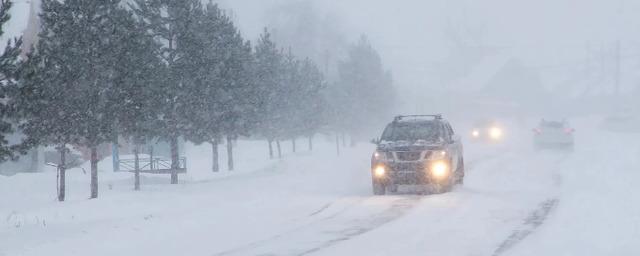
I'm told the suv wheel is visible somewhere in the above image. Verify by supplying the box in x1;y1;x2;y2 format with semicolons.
388;183;398;193
432;181;452;194
372;181;386;195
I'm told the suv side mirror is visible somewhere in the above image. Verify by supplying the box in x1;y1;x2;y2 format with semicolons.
370;138;380;144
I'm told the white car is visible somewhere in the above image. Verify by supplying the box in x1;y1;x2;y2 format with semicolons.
533;120;574;150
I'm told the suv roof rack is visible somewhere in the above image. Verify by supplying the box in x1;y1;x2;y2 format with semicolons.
393;114;443;122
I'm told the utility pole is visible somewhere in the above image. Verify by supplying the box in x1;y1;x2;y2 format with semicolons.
614;40;621;96
585;41;591;77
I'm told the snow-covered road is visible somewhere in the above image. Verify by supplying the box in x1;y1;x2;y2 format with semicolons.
2;117;639;256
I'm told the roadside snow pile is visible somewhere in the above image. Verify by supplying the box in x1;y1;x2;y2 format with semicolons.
0;138;374;256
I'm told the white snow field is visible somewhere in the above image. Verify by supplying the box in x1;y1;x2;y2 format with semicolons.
2;117;640;256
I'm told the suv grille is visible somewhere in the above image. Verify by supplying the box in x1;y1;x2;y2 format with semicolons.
395;151;422;161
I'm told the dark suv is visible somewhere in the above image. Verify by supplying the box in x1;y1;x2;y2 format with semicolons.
370;115;465;195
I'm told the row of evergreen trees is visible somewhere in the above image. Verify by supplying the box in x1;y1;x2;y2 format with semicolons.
0;0;395;201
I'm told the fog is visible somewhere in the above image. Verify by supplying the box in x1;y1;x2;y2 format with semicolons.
221;0;640;116
5;1;640;255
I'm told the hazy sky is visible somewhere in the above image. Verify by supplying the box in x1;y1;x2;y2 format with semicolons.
219;0;640;97
7;0;640;100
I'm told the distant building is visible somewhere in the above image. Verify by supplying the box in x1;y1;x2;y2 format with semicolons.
21;0;40;55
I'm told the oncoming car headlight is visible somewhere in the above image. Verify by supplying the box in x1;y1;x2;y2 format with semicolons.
472;130;480;137
489;127;503;140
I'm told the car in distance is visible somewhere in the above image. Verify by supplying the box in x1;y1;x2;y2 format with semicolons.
370;115;465;195
533;119;575;150
470;119;504;143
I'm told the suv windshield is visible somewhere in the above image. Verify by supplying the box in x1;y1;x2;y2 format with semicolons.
381;122;443;142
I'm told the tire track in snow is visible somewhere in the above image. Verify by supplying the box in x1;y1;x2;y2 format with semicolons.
212;196;421;256
308;203;332;217
492;198;559;256
211;197;368;256
491;152;568;256
298;197;418;256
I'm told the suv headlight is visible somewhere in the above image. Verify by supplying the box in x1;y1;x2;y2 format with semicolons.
373;165;386;177
430;160;450;178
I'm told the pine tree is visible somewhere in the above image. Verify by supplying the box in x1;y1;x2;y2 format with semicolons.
13;40;79;202
254;29;285;159
297;58;326;151
265;1;347;81
280;50;302;150
334;35;394;143
132;0;204;183
179;2;252;172
274;51;326;153
62;0;127;199
14;0;134;199
111;7;163;191
0;0;22;163
217;26;253;171
176;2;221;172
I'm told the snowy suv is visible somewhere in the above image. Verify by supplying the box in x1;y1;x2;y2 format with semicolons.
370;115;465;195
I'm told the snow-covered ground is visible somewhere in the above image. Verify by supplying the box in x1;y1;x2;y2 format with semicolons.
2;117;640;256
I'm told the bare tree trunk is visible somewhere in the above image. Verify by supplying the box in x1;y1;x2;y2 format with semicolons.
308;136;313;151
268;140;274;159
134;144;140;191
170;136;179;184
57;145;66;202
149;146;154;171
211;139;219;172
276;140;282;159
226;135;234;171
292;138;296;153
342;133;346;147
90;146;98;199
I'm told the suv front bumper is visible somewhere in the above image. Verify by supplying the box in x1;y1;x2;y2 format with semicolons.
376;161;445;185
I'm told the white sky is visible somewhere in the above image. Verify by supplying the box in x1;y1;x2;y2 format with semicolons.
7;0;640;98
220;0;640;95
